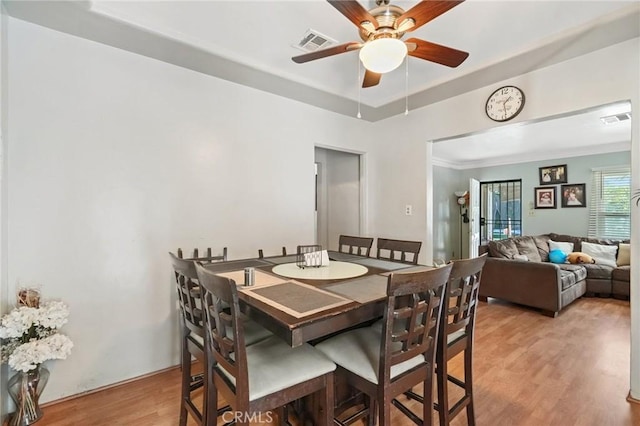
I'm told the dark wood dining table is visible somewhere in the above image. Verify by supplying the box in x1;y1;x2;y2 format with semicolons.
203;251;431;347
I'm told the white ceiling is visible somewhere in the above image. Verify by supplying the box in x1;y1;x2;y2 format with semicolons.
87;0;635;108
432;101;632;168
5;0;639;121
4;1;637;167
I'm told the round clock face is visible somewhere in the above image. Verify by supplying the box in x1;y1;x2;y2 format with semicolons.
485;86;525;122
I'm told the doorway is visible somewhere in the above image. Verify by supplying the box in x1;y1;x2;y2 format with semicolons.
479;179;522;244
314;147;362;251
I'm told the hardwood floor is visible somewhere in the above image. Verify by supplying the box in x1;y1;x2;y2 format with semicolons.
32;297;639;426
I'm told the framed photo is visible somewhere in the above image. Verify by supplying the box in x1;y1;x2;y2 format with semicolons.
561;183;586;208
539;164;567;185
534;186;557;209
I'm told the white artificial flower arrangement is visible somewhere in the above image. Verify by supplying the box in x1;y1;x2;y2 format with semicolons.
0;290;73;372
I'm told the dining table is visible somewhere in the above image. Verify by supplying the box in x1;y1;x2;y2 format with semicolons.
203;251;431;347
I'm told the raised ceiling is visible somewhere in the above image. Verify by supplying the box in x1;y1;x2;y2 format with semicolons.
432;101;633;169
5;1;640;122
4;1;638;168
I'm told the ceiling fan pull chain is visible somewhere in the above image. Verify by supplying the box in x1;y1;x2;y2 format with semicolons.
404;56;409;116
357;58;362;119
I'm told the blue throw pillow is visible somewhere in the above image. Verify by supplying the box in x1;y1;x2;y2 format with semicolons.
549;249;567;264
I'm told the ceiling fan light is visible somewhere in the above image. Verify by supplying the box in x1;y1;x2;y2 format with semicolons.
359;38;407;74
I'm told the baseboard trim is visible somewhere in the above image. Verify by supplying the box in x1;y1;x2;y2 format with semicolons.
627;391;640;405
41;364;180;408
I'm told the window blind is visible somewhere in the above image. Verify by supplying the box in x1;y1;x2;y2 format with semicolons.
588;167;631;239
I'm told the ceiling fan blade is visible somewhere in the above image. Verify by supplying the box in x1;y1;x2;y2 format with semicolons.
396;1;465;32
362;70;382;88
406;38;469;67
327;0;379;31
292;42;362;64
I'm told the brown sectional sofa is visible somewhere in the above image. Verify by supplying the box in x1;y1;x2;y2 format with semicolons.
478;233;630;317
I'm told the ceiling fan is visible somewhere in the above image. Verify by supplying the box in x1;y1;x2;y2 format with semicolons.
292;0;469;88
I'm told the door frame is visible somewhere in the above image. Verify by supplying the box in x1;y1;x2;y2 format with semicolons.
315;144;368;238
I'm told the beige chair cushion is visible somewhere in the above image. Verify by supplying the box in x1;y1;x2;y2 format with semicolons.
219;336;335;402
315;327;425;385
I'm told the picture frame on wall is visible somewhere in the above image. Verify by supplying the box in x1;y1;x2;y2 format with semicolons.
534;186;557;209
561;183;587;208
539;164;567;185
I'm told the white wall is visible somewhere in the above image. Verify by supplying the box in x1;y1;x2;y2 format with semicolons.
456;151;631;238
6;17;380;401
6;14;640;402
376;38;639;263
1;2;9;420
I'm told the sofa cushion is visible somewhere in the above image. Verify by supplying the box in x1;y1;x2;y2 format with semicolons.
514;236;542;263
533;235;551;262
617;243;630;266
581;241;618;267
559;270;577;291
581;263;613;280
549;240;574;254
488;239;518;259
549;233;582;252
558;264;587;282
613;266;630;282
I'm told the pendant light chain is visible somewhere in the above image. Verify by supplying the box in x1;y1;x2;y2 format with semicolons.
404;56;409;116
357;58;362;119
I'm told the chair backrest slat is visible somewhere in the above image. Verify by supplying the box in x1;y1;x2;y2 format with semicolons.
177;247;228;263
195;263;249;397
442;254;487;343
376;238;422;265
338;235;374;257
378;264;452;383
258;246;288;259
169;252;204;338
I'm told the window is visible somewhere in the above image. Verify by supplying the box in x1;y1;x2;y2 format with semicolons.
588;167;631;239
480;180;522;242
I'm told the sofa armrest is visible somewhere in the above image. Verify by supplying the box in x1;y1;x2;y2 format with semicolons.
479;257;562;313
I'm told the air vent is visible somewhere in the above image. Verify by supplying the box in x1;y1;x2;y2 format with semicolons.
294;29;337;52
600;112;632;124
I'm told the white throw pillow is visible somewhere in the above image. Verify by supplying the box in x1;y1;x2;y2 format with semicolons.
581;241;618;267
617;243;630;266
549;240;574;254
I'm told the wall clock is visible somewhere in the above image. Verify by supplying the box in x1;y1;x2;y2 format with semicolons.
485;86;525;122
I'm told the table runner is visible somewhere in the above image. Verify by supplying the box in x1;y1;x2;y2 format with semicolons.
348;257;414;271
215;269;287;287
323;274;389;303
241;281;351;318
203;259;271;273
260;254;299;265
327;251;367;262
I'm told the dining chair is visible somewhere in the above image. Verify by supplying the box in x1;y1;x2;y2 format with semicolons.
177;247;228;263
376;238;422;265
315;264;453;426
194;263;336;426
257;246;287;258
169;253;272;425
169;252;217;426
338;235;374;257
403;254;487;426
